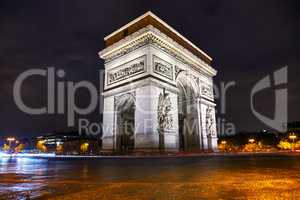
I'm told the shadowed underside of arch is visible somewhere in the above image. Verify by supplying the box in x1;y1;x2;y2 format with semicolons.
115;93;135;152
176;73;200;151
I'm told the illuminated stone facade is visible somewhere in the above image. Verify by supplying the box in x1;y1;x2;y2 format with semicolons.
99;12;218;152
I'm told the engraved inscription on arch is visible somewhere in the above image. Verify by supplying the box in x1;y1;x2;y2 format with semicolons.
107;55;146;85
153;55;173;80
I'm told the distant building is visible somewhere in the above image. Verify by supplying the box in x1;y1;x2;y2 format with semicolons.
36;132;101;155
288;121;300;132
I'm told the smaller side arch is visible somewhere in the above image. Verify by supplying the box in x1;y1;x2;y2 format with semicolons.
176;71;201;151
176;71;199;98
114;92;136;152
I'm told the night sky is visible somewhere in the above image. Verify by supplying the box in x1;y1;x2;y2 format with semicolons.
0;0;300;138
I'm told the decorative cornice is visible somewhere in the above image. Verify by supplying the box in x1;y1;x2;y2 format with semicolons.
99;25;217;77
198;97;216;106
99;26;151;59
103;76;178;98
103;11;212;63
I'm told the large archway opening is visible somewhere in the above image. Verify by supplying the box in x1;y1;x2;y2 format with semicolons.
115;93;135;152
177;73;200;151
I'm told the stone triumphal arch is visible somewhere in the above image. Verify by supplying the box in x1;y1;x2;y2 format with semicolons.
99;12;218;152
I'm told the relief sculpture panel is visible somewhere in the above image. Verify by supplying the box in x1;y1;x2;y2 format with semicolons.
107;55;146;85
153;55;173;80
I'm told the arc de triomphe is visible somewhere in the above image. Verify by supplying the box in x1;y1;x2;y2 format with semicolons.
99;12;218;152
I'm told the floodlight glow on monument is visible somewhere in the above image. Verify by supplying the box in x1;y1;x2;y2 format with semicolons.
99;11;218;152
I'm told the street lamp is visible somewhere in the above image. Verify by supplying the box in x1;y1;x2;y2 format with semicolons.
221;140;227;145
289;134;297;142
6;137;15;146
7;137;15;142
248;138;255;144
289;133;297;151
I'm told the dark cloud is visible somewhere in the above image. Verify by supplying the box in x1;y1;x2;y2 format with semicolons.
0;0;299;137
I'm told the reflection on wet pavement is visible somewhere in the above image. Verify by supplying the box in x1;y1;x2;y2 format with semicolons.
1;156;300;199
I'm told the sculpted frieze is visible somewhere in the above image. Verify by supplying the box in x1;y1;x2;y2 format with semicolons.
153;55;173;80
107;56;146;85
200;81;213;99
